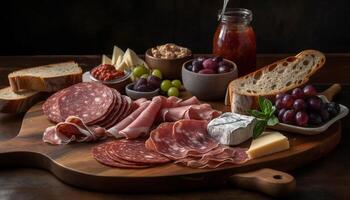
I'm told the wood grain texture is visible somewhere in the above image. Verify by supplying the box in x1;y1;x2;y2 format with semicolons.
0;101;341;192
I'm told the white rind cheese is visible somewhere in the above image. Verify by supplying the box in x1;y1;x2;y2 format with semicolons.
207;112;256;146
247;131;290;159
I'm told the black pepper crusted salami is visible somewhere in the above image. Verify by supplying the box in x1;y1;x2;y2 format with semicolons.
58;82;114;124
110;139;171;164
92;142;151;168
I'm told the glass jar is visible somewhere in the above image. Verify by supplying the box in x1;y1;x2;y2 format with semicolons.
213;8;256;77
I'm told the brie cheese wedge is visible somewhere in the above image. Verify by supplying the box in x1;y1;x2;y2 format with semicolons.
207;112;256;146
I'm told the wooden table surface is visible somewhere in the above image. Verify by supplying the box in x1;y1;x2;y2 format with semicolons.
0;54;349;200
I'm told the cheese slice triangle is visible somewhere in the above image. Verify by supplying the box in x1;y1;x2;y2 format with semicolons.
102;54;112;65
116;48;148;71
111;45;124;66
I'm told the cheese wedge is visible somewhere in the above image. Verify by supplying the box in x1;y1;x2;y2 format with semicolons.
247;131;289;159
116;48;148;71
102;54;112;65
111;45;124;66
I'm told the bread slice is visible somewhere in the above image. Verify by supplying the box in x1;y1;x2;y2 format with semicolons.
225;50;326;113
8;61;82;92
0;87;44;113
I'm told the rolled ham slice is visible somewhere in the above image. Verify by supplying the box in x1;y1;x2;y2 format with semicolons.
119;96;163;139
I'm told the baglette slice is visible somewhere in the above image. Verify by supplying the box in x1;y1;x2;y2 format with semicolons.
225;50;326;113
8;61;82;92
0;87;44;113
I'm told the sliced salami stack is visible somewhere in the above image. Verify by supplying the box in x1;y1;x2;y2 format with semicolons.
43;82;133;128
146;119;249;169
92;139;171;168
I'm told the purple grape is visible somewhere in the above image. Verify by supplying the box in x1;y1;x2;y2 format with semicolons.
307;97;322;110
308;112;322;125
282;109;296;124
202;59;219;72
147;75;161;89
186;64;193;71
278;108;287;121
198;69;215;74
218;65;231;73
303;85;317;97
293;99;306;111
275;99;284;110
133;78;147;91
282;94;294;109
320;108;330;122
136;84;152;92
295;111;309;127
196;56;208;62
326;102;340;117
212;56;223;63
276;93;286;100
219;61;233;68
292;88;304;99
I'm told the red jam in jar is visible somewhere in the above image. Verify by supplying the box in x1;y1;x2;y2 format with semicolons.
213;8;256;77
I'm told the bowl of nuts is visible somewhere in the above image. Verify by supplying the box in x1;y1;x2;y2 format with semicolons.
145;43;193;79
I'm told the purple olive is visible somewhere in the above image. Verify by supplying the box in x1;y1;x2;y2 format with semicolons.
133;78;147;91
147;75;161;89
212;56;223;63
218;65;231;73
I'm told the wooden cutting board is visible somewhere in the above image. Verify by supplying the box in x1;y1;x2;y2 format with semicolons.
0;101;341;193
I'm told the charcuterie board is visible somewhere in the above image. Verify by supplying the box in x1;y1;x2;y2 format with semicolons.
0;99;341;193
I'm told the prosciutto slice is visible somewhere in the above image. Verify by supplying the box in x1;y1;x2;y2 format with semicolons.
43;116;107;145
119;96;163;139
160;104;221;122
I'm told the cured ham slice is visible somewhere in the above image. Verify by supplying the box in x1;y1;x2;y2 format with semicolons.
160;104;221;122
119;96;163;139
173;119;219;154
43;116;106;145
178;96;200;106
107;101;151;138
148;123;188;160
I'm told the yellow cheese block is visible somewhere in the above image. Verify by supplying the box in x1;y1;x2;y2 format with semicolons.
247;131;290;159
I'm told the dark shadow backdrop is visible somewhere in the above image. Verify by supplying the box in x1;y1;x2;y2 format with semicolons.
0;0;349;55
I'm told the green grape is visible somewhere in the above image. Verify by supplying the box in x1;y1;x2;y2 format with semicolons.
133;66;148;77
171;79;182;89
161;80;172;92
152;69;163;79
140;74;149;79
167;87;179;97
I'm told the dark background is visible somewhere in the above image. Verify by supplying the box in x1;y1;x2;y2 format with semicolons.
1;0;349;55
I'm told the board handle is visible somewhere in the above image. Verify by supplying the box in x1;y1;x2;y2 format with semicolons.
320;83;341;101
229;168;296;197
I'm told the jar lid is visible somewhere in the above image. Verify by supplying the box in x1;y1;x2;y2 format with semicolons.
218;8;253;23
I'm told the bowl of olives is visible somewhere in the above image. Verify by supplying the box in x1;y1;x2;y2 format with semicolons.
182;57;238;100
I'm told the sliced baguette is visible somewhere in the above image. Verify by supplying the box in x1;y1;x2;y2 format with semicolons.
225;50;326;113
0;87;44;113
8;61;82;92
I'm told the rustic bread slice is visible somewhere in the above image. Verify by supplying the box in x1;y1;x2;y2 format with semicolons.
8;61;82;92
225;50;326;113
0;87;44;113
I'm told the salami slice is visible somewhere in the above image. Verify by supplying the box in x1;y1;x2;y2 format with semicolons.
92;142;151;168
147;122;188;160
173;119;219;154
97;90;123;128
42;89;69;123
58;82;114;124
110;139;170;164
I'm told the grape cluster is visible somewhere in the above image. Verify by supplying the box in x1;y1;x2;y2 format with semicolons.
186;56;234;74
275;85;340;127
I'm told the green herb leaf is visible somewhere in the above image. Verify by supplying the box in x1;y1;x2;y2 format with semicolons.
267;115;279;126
253;120;267;139
247;109;266;119
258;96;266;113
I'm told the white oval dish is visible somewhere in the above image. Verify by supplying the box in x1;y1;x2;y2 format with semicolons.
271;95;349;135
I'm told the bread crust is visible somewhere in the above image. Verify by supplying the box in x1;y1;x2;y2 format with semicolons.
226;50;326;113
8;61;82;92
0;87;45;113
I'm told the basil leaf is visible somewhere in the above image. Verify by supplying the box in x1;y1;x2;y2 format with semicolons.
267;115;279;126
248;109;266;119
270;106;276;117
264;98;273;114
258;96;265;112
253;120;267;139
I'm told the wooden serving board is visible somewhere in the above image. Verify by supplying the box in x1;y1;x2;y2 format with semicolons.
0;102;341;193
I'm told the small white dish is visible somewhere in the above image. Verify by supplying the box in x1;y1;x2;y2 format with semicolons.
271;95;349;135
